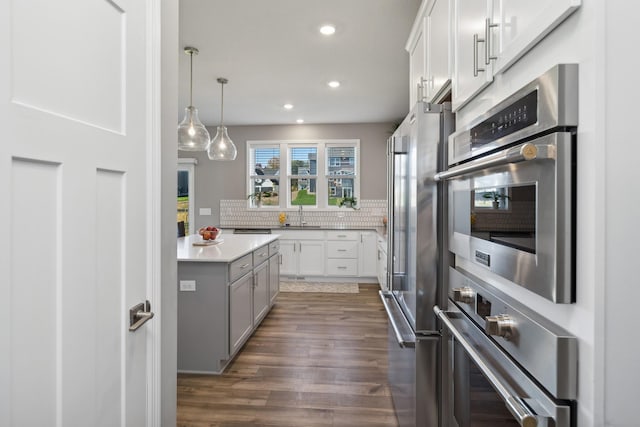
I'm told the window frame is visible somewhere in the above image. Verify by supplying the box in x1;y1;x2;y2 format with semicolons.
246;139;360;210
177;158;197;234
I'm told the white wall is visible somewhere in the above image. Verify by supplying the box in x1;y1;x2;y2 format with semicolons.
161;0;178;425
602;2;640;426
455;2;640;425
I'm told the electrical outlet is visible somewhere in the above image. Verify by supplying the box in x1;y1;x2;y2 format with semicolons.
199;208;212;216
179;280;196;292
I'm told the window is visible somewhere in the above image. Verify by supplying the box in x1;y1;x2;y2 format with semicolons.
289;146;317;206
326;145;356;206
248;145;280;206
247;140;359;209
177;158;197;234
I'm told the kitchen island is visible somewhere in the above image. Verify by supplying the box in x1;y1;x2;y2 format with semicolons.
177;233;280;374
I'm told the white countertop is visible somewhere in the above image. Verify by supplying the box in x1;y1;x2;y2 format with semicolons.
177;233;280;263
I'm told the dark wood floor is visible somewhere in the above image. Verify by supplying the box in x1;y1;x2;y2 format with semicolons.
177;284;398;427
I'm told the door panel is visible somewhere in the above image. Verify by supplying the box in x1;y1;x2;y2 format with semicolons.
1;0;153;425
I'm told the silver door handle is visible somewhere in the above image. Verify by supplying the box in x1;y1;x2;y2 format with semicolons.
434;143;555;181
379;291;415;348
473;33;485;76
485;18;498;65
129;300;154;332
434;306;539;427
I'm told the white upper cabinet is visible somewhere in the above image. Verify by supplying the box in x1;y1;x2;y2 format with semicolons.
407;0;453;107
452;0;494;111
489;0;581;74
425;0;452;102
452;0;581;110
407;15;427;108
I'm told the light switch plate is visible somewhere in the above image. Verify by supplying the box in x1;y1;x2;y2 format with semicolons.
199;208;212;216
179;280;196;292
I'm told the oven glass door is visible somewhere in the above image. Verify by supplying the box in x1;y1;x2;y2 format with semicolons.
437;306;574;427
447;132;575;303
453;340;520;427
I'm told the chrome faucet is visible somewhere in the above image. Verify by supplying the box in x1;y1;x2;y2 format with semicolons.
298;205;306;226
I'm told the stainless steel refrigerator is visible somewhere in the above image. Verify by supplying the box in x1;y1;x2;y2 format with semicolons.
380;101;454;427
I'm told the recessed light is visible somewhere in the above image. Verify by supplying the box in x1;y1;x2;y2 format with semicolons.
283;103;294;110
328;81;341;88
320;25;336;36
296;119;304;124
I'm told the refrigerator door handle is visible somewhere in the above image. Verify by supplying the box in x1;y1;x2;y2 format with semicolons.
379;291;416;348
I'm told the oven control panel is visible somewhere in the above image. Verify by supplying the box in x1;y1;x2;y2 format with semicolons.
448;266;577;400
470;90;538;149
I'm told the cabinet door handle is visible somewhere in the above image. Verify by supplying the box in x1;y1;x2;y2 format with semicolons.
485;18;498;65
299;242;302;252
279;253;282;265
473;33;485;76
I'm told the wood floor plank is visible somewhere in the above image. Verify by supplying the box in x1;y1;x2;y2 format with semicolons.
177;284;398;427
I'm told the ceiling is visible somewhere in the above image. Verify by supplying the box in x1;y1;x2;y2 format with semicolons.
178;0;421;126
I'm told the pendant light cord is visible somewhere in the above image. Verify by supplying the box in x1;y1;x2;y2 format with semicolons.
189;51;194;107
219;82;224;125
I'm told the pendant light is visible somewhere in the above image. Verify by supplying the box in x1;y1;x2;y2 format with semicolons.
178;47;210;151
207;77;237;161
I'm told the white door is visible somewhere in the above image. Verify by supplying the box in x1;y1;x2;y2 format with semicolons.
0;0;158;426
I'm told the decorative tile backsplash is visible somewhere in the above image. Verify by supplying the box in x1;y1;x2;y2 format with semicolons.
220;199;387;229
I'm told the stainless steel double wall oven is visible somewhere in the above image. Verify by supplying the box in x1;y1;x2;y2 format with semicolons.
435;64;579;427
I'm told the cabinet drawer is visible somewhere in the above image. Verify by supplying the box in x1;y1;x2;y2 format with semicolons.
268;240;280;256
253;244;269;266
229;253;253;282
327;241;358;258
326;231;358;240
326;258;358;276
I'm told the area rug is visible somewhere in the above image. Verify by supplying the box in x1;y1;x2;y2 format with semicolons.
279;281;359;293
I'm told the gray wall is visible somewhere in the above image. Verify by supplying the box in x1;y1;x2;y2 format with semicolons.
179;122;393;228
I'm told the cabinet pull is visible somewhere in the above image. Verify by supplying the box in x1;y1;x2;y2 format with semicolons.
338;249;347;252
473;33;485;76
337;266;347;269
240;263;250;269
279;253;283;265
485;18;498;65
337;234;347;238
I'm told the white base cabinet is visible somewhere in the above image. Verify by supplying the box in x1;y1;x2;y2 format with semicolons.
278;230;326;278
359;231;378;278
277;229;380;279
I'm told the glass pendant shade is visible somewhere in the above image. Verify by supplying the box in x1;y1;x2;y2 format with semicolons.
178;106;210;151
207;77;237;161
178;46;210;151
207;125;237;160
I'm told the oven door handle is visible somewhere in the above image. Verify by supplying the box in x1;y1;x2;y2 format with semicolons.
379;291;416;348
435;306;541;427
434;142;555;181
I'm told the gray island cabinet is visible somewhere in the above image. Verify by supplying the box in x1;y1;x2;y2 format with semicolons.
177;234;280;374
